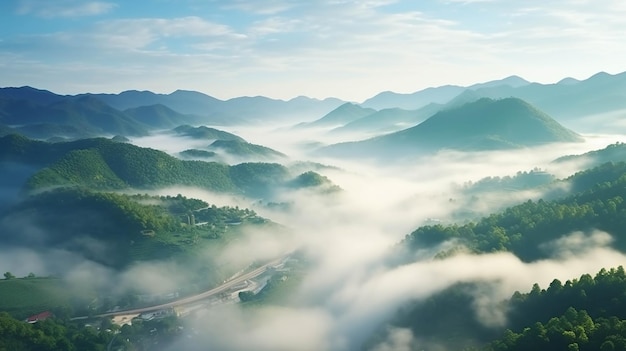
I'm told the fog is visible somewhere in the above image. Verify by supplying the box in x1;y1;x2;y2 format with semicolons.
3;119;626;350
138;124;626;350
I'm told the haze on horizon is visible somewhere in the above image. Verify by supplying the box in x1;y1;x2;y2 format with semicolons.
1;0;626;101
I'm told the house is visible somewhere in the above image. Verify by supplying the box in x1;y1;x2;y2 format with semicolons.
25;311;52;323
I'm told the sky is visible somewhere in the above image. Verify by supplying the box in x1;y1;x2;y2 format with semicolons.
1;0;625;101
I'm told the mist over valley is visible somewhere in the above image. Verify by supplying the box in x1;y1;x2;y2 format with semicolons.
2;67;626;351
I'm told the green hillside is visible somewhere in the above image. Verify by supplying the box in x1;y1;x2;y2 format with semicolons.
288;171;341;192
368;161;626;350
0;135;301;195
209;139;286;159
0;278;82;320
0;95;148;138
179;149;217;159
324;98;583;157
1;188;267;267
172;124;245;141
554;142;626;169
404;162;626;261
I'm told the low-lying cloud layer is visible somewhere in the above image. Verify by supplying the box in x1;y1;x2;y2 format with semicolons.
2;121;625;350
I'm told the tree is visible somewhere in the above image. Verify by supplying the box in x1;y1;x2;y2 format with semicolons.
3;272;15;280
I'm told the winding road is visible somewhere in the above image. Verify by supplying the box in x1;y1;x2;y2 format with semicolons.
80;256;286;319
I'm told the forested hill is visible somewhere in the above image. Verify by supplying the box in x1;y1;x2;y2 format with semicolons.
404;161;626;261
0;188;265;268
0;94;149;137
554;142;626;169
0;134;312;198
172;124;245;142
323;97;582;158
370;161;626;350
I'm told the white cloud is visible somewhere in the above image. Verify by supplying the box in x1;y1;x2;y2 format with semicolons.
3;0;626;100
17;0;117;18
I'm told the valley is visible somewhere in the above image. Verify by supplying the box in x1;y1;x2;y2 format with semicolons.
3;39;626;351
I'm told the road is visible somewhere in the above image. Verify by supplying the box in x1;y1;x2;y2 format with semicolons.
90;256;286;319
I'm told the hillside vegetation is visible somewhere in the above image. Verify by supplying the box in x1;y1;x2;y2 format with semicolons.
324;98;582;158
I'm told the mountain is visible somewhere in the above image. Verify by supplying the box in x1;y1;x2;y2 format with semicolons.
468;75;530;90
1;86;346;129
84;89;221;114
179;149;217;160
376;161;626;350
469;71;626;126
0;93;149;137
331;103;441;134
0;123;17;137
124;104;203;129
217;95;345;124
288;171;341;192
359;76;531;111
553;142;626;169
556;77;581;85
208;139;286;160
0;86;65;105
172;125;245;142
443;89;484;110
323;98;582;158
0;134;315;199
361;85;465;110
299;103;376;128
14;123;91;140
90;90;345;125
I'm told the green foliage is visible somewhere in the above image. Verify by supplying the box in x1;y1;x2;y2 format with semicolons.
0;312;110;351
0;278;81;320
2;188;268;268
173;124;244;141
326;97;583;157
0;135;302;196
506;267;626;333
289;171;342;192
209;139;286;158
387;162;626;350
179;149;217;159
404;162;626;261
554;142;626;169
229;162;290;197
463;168;555;194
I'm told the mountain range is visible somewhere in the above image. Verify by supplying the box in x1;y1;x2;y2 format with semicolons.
362;71;626;129
2;70;626;144
322;97;583;158
0;86;346;140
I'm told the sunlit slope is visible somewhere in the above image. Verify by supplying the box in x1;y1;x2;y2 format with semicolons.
323;98;582;157
0;134;296;196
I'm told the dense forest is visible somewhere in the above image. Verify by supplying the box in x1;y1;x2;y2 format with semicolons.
487;266;626;351
368;161;626;349
0;188;266;268
405;161;626;261
0;134;328;197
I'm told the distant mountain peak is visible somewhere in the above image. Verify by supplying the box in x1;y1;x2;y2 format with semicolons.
556;77;580;85
322;97;582;158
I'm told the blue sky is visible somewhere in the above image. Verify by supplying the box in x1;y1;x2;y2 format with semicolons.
1;0;625;101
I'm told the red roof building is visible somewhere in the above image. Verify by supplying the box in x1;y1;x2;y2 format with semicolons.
25;311;52;323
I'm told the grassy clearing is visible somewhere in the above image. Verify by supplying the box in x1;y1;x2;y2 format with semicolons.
0;278;69;319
